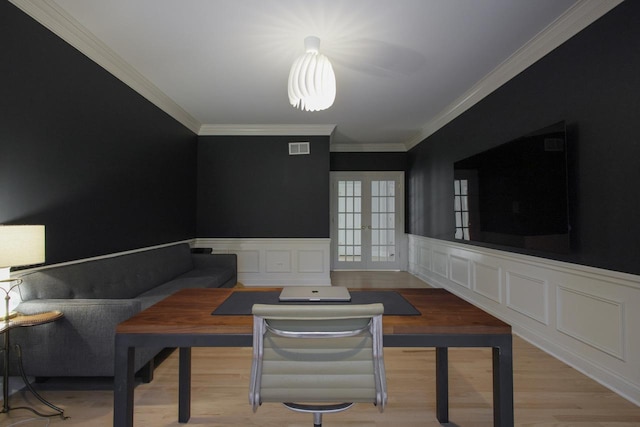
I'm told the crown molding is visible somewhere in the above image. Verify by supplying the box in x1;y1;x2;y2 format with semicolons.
330;143;407;153
198;124;336;137
11;0;622;150
10;0;202;134
403;0;624;150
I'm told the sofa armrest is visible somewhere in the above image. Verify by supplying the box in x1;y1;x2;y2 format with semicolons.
10;298;155;377
192;253;237;271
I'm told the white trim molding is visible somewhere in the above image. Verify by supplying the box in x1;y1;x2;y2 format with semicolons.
404;0;624;150
10;0;202;134
330;143;408;153
15;239;196;275
198;124;335;137
11;0;623;151
193;238;331;287
408;234;640;406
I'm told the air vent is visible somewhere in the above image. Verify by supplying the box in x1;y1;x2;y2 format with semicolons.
289;142;310;155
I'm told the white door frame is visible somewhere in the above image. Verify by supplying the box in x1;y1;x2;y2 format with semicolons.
330;171;406;271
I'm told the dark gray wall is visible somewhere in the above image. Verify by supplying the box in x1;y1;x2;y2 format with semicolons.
197;136;330;237
6;0;639;275
1;2;198;265
330;152;407;172
407;1;640;275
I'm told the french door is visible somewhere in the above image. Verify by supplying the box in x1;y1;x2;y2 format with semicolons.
330;172;404;270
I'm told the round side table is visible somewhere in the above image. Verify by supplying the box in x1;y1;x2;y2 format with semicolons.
1;310;67;419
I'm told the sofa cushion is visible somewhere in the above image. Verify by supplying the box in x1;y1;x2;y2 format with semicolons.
18;244;194;300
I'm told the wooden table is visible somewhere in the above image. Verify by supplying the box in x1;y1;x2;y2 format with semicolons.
114;288;513;426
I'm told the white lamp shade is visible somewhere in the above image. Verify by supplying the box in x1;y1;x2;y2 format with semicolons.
0;225;46;268
288;36;336;112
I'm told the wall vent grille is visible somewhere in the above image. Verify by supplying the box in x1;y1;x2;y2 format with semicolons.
289;142;310;155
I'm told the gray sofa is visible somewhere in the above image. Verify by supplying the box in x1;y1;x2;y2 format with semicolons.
6;243;236;380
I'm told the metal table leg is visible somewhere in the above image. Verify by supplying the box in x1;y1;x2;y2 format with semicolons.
435;347;449;423
113;339;135;427
2;330;10;414
492;336;514;427
1;330;66;419
14;344;66;418
178;347;192;423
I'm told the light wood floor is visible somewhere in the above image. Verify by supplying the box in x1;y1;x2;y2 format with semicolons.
2;272;640;426
331;270;430;289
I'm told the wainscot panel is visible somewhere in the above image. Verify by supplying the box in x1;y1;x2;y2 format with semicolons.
450;255;471;289
473;261;502;303
506;271;549;325
193;238;331;286
408;234;640;406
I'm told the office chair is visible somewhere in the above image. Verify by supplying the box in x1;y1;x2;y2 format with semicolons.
249;303;387;427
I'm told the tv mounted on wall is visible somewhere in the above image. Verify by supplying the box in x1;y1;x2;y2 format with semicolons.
453;121;570;254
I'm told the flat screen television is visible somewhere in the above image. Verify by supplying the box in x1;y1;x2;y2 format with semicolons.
453;121;570;254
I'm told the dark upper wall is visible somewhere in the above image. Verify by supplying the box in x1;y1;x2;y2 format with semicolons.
197;136;330;238
330;152;407;171
1;2;198;265
407;1;640;275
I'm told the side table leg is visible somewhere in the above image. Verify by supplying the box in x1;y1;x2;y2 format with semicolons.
13;344;67;418
2;331;9;413
435;347;449;423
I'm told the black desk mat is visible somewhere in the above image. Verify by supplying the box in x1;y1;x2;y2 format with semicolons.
212;290;420;316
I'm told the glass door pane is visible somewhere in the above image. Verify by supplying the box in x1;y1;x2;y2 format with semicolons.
337;180;362;262
332;172;404;271
371;180;396;263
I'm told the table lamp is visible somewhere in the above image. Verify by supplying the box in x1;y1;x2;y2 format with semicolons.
0;225;45;321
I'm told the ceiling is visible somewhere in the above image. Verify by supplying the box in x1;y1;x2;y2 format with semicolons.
12;0;620;151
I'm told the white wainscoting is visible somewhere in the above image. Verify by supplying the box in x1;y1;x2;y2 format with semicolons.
193;238;331;287
408;234;640;405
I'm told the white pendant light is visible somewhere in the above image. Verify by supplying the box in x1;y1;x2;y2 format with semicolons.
288;36;336;112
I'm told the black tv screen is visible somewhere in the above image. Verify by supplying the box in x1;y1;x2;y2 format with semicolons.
453;121;570;254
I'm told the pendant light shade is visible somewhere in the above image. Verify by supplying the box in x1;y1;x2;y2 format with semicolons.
288;36;336;112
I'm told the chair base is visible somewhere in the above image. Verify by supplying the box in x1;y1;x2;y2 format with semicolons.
283;402;354;426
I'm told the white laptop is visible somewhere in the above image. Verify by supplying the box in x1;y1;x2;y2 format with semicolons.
279;286;351;302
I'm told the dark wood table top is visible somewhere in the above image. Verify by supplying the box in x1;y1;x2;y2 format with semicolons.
117;288;511;337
